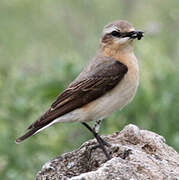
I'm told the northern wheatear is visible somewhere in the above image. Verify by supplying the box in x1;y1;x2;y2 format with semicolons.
16;20;143;160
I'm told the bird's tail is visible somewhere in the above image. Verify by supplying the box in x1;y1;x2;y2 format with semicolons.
15;127;41;144
15;119;56;144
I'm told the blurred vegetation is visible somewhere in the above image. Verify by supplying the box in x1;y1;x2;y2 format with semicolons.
0;0;179;179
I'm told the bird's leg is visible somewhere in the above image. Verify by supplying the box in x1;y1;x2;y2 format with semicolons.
93;119;102;133
93;120;111;147
82;122;111;160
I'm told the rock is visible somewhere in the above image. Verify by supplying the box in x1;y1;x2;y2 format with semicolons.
36;124;179;180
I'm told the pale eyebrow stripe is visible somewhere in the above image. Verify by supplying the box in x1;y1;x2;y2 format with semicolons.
103;26;119;34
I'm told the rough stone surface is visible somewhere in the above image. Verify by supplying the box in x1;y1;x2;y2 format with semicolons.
36;124;179;180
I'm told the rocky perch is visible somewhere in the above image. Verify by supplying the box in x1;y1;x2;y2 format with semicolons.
36;124;179;180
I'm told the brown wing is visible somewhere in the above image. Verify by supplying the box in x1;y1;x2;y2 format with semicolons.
16;59;127;143
29;60;128;129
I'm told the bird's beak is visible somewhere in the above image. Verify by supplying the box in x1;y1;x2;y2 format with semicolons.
122;31;144;40
129;31;144;40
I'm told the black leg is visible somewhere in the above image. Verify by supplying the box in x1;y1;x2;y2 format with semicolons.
82;122;111;160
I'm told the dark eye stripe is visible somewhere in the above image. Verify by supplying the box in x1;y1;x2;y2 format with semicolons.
111;31;121;37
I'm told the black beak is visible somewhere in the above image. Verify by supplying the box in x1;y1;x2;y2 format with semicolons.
129;31;144;40
122;30;144;40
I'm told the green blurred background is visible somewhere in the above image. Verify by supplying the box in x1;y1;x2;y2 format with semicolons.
0;0;179;179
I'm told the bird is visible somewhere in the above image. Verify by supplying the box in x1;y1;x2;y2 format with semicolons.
16;20;144;160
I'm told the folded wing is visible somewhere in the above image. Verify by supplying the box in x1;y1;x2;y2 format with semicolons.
16;59;128;143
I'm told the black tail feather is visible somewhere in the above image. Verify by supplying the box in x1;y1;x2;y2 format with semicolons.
15;127;40;144
16;119;54;144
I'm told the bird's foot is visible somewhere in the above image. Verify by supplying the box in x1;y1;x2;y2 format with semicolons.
87;140;111;161
82;122;111;160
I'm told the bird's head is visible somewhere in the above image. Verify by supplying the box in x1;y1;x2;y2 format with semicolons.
100;20;144;54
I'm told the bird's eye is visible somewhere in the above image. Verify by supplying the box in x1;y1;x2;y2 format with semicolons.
111;31;121;37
